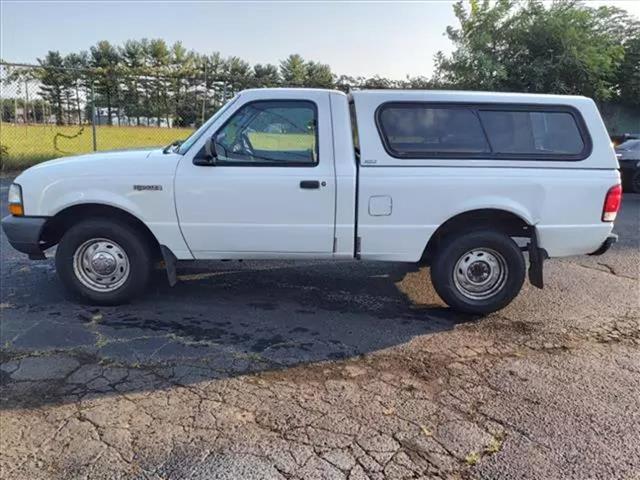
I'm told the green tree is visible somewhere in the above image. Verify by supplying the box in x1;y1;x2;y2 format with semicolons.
120;40;146;125
90;41;121;125
225;56;252;94
37;51;68;125
401;76;435;89
145;39;171;126
362;75;397;89
1;98;50;123
64;52;89;124
253;63;281;87
280;54;308;86
433;0;514;91
170;42;198;127
196;52;227;120
335;75;359;92
616;22;640;107
434;0;637;101
306;61;334;88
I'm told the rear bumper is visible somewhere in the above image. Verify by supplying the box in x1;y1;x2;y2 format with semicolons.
537;224;615;257
588;233;618;256
1;215;48;257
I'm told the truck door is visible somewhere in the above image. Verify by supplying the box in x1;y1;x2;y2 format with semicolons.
174;92;336;258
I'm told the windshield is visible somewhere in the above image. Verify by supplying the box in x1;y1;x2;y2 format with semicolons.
176;95;240;155
617;139;640;151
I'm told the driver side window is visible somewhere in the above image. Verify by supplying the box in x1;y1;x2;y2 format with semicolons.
213;100;318;166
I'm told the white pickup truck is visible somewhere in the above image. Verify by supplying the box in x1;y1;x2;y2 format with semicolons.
2;88;621;314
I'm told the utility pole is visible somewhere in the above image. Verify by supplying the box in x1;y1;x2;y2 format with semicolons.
24;79;30;125
90;81;97;151
201;62;207;124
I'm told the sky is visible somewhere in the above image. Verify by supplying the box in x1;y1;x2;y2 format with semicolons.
1;0;639;80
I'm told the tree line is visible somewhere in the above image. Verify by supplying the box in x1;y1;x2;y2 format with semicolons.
2;0;638;127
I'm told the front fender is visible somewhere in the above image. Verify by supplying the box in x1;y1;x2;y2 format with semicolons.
25;176;193;260
44;186;146;220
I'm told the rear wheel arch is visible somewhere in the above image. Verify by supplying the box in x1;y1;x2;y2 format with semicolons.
422;208;532;264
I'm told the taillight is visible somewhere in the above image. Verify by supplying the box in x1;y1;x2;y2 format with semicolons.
602;184;622;222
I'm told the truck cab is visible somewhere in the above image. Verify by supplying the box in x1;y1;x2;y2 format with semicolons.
173;89;356;259
2;88;621;314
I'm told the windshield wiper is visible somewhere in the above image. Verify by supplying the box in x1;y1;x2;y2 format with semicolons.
163;140;183;154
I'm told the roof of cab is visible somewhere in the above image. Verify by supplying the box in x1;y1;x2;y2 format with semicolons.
241;88;347;96
239;87;592;106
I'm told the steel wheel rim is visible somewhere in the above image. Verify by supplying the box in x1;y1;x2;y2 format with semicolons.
453;248;508;300
73;238;130;292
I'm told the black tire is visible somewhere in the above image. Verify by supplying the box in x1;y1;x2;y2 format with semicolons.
631;170;640;194
430;231;525;315
55;218;152;305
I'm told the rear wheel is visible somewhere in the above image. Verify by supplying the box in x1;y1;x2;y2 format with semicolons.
55;219;152;305
430;231;525;314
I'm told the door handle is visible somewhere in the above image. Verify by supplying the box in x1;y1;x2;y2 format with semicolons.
300;180;320;189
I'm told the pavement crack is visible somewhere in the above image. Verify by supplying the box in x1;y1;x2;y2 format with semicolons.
565;260;637;281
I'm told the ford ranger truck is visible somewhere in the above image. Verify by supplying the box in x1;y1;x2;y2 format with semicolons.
2;89;621;314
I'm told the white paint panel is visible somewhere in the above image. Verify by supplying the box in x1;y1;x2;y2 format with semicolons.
16;149;193;259
329;92;357;258
357;166;618;261
175;90;337;257
14;87;620;266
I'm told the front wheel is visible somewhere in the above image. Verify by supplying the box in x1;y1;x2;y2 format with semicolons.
55;219;152;305
430;231;525;315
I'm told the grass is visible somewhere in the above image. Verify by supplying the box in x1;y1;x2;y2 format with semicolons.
465;451;481;466
247;132;315;151
0;123;315;171
0;122;194;171
484;436;504;454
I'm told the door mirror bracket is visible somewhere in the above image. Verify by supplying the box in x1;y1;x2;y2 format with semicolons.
205;137;216;159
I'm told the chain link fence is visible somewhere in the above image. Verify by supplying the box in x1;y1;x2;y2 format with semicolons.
0;62;242;170
3;62;638;171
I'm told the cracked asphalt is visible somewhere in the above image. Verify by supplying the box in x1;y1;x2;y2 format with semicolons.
1;175;639;480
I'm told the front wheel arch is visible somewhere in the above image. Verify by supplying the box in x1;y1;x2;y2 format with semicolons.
40;203;162;260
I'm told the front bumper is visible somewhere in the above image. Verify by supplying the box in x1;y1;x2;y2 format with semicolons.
1;215;48;257
588;233;618;256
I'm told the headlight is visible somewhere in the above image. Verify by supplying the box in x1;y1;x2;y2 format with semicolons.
8;184;24;216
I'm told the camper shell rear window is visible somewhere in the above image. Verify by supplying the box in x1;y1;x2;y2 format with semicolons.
375;102;591;161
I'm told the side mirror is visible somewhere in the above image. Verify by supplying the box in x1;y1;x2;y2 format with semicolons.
193;138;217;166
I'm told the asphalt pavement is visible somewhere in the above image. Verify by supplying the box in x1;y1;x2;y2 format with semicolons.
1;175;638;480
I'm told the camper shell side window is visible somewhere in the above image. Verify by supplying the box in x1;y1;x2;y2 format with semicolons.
375;102;592;161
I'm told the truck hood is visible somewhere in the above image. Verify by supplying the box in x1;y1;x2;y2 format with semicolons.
15;148;180;184
27;148;158;171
